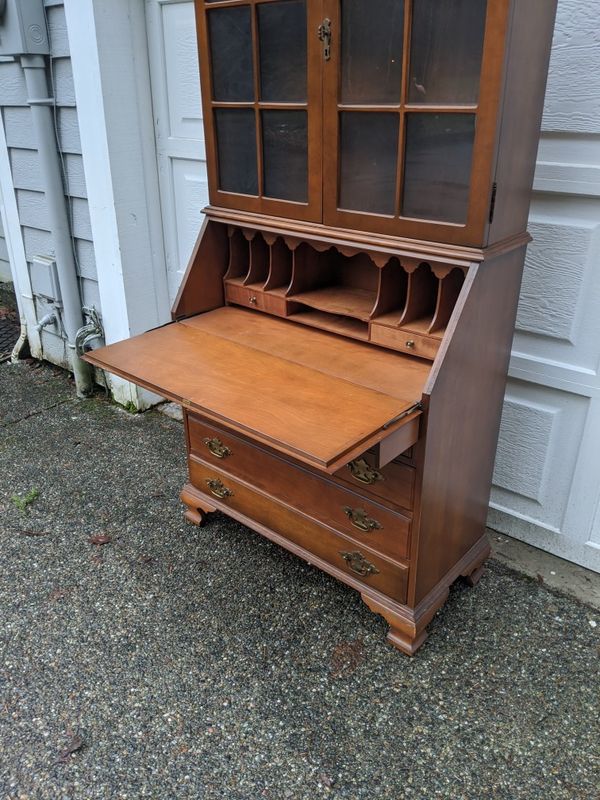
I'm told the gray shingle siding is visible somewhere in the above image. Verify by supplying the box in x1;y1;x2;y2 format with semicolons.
0;1;98;361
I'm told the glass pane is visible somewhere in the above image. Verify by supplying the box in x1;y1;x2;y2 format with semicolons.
215;109;258;195
262;110;308;202
208;6;254;101
409;0;488;104
402;113;475;223
258;0;307;102
339;113;399;215
340;0;404;104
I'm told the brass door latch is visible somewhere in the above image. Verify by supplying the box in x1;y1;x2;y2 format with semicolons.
318;18;331;60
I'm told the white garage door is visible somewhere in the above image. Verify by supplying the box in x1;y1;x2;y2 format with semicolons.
488;0;600;573
145;0;209;305
144;0;600;572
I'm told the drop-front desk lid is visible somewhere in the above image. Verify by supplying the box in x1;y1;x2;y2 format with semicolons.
83;307;428;474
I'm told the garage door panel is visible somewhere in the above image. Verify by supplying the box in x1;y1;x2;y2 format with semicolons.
171;158;209;283
513;215;600;373
161;0;204;143
491;381;589;531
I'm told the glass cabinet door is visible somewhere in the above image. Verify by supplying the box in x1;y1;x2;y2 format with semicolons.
322;0;508;245
198;0;322;221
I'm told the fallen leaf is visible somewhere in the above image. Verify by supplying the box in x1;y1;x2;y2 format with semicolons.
56;734;84;764
18;530;50;537
330;638;365;679
536;573;545;585
89;534;111;546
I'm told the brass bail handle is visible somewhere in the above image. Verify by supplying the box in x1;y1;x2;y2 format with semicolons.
340;551;380;578
343;506;382;533
203;437;232;459
205;478;234;499
318;18;332;60
347;458;384;486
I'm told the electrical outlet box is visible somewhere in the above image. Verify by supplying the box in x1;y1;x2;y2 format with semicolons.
0;0;49;57
29;256;61;302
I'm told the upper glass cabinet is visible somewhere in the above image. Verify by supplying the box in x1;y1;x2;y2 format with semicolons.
198;0;322;221
197;0;511;245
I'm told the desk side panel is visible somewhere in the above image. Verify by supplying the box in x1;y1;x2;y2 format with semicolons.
413;246;526;604
171;219;229;319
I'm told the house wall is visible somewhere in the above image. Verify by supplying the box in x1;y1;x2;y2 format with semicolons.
0;0;98;365
0;216;10;282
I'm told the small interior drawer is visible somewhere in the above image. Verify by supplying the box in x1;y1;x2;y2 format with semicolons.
188;457;408;604
370;325;441;360
225;281;265;311
187;415;412;562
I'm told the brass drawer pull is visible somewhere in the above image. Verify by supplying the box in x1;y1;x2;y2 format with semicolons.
340;551;380;578
405;339;415;349
205;478;234;499
343;506;382;532
203;437;232;459
249;295;258;305
347;458;384;485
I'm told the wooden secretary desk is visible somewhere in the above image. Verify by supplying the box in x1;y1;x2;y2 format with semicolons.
84;0;557;654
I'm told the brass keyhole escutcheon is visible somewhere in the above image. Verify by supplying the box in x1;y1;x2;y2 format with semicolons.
317;18;332;60
347;458;384;485
203;437;232;459
205;478;234;499
343;506;382;532
339;551;380;578
405;339;415;349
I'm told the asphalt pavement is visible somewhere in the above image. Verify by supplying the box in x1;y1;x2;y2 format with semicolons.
1;360;598;800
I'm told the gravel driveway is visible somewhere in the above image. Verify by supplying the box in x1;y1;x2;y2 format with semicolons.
1;361;598;799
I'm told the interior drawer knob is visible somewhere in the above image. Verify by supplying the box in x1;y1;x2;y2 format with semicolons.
339;550;380;578
347;458;384;485
249;295;258;305
343;506;382;532
205;478;234;499
405;339;415;349
203;437;232;459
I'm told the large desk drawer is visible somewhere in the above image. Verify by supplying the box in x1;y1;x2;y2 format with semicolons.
188;412;414;510
187;414;411;562
188;457;408;604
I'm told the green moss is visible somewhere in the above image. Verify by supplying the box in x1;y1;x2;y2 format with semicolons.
11;488;40;511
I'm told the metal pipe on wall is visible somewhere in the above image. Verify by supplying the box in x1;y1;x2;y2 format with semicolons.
20;54;93;397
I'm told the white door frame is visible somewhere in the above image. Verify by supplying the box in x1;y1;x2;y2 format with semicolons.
64;0;171;407
145;0;209;305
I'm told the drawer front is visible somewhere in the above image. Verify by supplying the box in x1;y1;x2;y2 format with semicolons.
370;324;440;360
188;415;411;561
335;453;414;510
188;458;408;603
225;282;265;311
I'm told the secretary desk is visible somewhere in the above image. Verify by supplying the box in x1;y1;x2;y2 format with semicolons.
84;0;557;654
